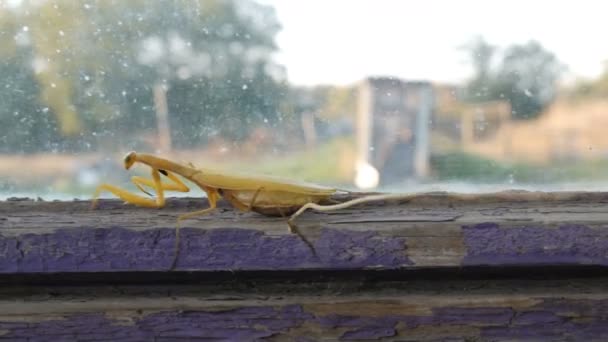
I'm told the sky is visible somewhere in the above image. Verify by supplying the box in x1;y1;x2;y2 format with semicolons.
261;0;608;86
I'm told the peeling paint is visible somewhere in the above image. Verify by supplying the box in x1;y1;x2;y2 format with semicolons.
462;223;608;266
2;299;608;340
0;227;412;273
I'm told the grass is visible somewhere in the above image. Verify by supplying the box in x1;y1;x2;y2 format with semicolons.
431;151;608;184
202;137;356;186
5;138;608;199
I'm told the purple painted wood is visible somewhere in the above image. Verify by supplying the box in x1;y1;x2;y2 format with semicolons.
2;192;608;273
3;193;608;341
0;227;411;272
463;223;608;266
2;298;608;341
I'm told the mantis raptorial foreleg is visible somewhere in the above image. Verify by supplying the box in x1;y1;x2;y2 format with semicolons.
131;170;190;196
92;169;190;208
91;168;166;209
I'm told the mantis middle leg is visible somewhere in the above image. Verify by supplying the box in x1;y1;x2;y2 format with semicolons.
171;188;221;269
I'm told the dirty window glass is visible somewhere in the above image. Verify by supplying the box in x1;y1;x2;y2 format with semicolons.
1;0;606;200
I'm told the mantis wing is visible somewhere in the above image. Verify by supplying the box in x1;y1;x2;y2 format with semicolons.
191;167;337;196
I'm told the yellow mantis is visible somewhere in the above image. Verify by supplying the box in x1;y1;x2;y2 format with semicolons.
91;151;414;267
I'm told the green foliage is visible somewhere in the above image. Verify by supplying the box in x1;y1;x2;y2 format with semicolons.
197;137;355;185
459;37;496;101
286;85;356;121
0;0;285;152
462;37;565;119
431;151;608;183
568;63;608;99
0;52;62;153
431;152;537;182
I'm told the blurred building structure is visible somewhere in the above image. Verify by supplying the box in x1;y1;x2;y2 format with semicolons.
355;77;433;187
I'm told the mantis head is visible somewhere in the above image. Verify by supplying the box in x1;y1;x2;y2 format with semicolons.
123;151;137;170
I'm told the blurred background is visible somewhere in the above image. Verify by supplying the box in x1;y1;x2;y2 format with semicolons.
2;0;608;199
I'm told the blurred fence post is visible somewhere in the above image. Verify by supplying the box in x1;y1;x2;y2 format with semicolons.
153;82;172;153
414;84;432;178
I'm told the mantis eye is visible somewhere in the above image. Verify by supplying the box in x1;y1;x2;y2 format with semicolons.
123;151;137;169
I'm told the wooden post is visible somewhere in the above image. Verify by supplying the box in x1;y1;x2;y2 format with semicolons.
414;84;432;178
153;81;172;153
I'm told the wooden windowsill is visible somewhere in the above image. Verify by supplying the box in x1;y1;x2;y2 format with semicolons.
2;191;608;340
2;190;608;273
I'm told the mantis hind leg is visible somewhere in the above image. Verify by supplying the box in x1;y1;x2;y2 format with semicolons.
287;193;417;227
245;187;319;259
278;205;319;260
225;187;320;259
171;189;220;270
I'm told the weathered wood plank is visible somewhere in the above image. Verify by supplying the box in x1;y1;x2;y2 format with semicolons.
2;275;608;341
2;191;608;272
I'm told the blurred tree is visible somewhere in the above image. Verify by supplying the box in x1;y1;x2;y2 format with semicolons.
0;52;62;153
462;38;565;119
285;85;356;121
568;62;608;98
0;0;285;152
493;41;565;119
461;36;496;101
319;86;356;121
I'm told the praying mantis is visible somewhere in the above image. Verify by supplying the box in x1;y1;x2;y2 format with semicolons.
91;151;414;268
